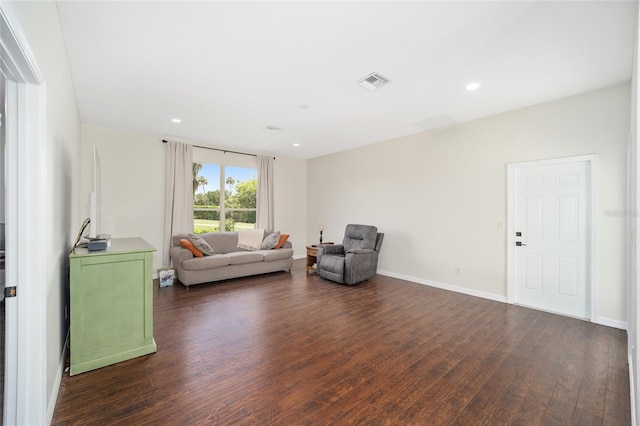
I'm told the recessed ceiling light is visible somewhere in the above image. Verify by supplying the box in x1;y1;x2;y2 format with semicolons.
293;143;300;147
171;118;182;123
465;82;481;91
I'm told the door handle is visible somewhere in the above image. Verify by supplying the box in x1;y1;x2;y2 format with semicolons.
516;241;527;246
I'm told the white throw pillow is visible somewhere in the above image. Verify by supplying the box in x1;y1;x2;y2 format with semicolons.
261;231;281;249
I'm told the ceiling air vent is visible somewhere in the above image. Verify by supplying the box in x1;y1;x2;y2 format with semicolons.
359;72;390;90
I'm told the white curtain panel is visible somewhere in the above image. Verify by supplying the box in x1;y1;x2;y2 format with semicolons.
163;141;193;266
256;155;274;231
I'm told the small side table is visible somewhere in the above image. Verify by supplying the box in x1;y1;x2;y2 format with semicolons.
306;245;319;274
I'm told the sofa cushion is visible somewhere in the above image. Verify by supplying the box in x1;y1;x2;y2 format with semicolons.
228;251;264;265
206;232;241;254
261;248;294;262
182;255;231;271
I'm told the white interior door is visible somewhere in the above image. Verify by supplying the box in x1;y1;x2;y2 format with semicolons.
511;158;593;319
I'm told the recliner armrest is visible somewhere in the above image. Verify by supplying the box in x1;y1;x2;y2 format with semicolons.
346;249;376;255
345;249;378;269
345;249;378;268
319;244;344;255
317;244;344;266
344;249;379;285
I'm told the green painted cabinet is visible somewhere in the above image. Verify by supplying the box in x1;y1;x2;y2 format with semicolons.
69;237;157;375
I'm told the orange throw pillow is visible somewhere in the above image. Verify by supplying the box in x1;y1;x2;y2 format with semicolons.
274;234;290;249
180;239;203;257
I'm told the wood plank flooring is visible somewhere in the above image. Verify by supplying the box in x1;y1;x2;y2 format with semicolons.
52;259;631;425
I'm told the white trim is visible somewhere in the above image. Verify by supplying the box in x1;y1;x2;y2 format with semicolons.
591;157;599;322
594;316;628;330
513;301;588;321
0;2;44;84
377;270;508;303
2;72;18;426
0;2;48;425
506;154;598;322
16;82;47;426
506;165;515;304
628;129;637;426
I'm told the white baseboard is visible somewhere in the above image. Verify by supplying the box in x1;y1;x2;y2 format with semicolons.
48;331;69;425
376;270;507;303
594;316;628;330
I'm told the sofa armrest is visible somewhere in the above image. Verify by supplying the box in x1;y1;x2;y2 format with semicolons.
169;246;193;267
281;240;293;249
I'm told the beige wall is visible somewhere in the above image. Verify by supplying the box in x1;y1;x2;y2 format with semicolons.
80;125;308;273
9;0;82;421
80;125;165;268
308;83;630;326
273;155;307;256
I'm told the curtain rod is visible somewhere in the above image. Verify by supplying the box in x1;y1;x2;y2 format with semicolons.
162;139;275;160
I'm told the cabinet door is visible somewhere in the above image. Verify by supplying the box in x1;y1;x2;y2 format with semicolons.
70;250;155;375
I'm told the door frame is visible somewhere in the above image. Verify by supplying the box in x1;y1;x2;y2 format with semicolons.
0;3;47;425
506;154;597;322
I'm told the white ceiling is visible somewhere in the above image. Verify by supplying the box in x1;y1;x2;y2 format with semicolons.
56;1;636;159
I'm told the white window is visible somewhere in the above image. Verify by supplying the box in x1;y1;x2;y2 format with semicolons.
193;162;257;233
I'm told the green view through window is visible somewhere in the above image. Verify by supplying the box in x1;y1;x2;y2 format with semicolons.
193;163;257;233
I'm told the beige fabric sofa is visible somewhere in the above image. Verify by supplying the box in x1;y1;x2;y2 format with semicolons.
169;230;293;287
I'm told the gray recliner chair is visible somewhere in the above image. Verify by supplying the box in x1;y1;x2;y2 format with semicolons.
316;224;384;285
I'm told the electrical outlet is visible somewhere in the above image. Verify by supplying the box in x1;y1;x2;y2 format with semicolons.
455;266;462;275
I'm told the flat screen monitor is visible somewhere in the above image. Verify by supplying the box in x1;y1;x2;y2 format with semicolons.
88;144;101;238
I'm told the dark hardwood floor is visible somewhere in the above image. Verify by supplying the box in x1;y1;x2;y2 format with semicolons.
52;259;631;425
